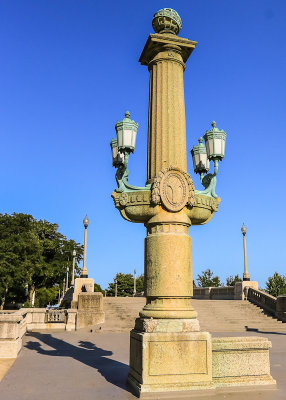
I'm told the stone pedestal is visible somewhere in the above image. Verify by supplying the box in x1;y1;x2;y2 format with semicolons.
71;277;94;309
212;337;275;387
128;320;213;395
234;281;258;300
76;292;105;330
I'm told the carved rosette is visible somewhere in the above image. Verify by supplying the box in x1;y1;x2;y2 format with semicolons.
151;166;195;212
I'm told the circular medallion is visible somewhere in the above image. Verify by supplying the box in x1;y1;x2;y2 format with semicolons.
160;170;188;212
119;193;128;206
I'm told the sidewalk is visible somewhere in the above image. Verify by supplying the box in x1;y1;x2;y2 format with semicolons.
0;330;285;400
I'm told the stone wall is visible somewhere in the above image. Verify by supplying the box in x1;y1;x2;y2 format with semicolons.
0;308;77;358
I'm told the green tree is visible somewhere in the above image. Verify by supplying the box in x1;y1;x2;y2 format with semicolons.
106;273;134;297
0;213;83;309
94;283;104;294
265;272;286;297
226;274;242;286
136;274;144;294
196;268;222;288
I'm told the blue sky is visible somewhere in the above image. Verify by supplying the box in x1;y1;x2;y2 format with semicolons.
0;1;285;290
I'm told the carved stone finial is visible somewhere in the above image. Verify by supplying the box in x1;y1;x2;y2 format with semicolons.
152;8;182;35
211;121;216;128
125;111;131;119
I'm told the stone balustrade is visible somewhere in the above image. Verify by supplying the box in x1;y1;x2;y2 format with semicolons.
0;308;77;359
193;286;235;300
247;288;286;322
247;288;276;314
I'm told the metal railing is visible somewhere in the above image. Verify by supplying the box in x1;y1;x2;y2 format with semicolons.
247;287;277;315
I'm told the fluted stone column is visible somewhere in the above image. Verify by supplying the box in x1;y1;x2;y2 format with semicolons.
138;26;197;321
141;35;196;183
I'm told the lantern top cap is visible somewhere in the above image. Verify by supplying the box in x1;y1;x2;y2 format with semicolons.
191;137;207;155
206;120;226;134
115;111;139;131
241;223;247;234
83;214;89;227
152;8;182;35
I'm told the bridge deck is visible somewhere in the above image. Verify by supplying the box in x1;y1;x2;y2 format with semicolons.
0;330;285;400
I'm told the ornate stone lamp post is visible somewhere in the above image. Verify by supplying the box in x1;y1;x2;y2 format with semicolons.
241;223;250;281
110;8;276;394
114;279;118;297
66;266;69;290
111;8;225;394
81;215;89;278
133;269;136;296
71;249;76;286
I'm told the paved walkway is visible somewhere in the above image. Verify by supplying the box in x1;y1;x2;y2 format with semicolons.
0;330;285;400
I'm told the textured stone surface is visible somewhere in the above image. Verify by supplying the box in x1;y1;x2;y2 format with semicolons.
76;293;105;330
134;318;200;333
234;281;258;300
72;277;95;307
212;337;276;387
128;331;213;394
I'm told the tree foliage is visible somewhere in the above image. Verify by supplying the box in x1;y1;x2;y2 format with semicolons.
226;274;242;286
0;213;83;309
265;272;286;297
94;283;104;294
106;272;144;296
196;269;222;288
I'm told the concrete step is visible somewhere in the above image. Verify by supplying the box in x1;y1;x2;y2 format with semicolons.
101;297;286;333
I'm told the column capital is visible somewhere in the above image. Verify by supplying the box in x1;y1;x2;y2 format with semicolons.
139;33;197;66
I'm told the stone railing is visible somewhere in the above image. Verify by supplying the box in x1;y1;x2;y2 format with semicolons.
246;288;286;322
247;287;276;315
0;308;77;359
193;286;235;300
45;309;67;323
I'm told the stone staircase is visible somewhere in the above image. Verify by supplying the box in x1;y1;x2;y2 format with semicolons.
101;297;286;333
101;297;145;332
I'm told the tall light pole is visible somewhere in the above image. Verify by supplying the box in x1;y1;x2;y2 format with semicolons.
241;223;250;281
71;249;76;286
81;215;89;278
133;269;136;296
63;277;66;294
66;266;69;290
115;279;118;297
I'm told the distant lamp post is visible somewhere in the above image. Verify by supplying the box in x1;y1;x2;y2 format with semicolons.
71;249;76;286
191;121;226;198
115;279;118;297
63;278;66;294
66;267;69;290
81;215;89;278
133;269;137;296
241;223;250;281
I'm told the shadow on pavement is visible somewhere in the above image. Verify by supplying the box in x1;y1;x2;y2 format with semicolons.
25;333;132;393
245;326;286;335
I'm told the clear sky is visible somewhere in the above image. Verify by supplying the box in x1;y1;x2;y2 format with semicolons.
0;1;285;290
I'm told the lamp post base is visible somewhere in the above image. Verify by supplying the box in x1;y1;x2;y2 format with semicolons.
128;327;213;396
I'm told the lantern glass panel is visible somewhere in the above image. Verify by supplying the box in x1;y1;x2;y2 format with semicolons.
117;130;123;147
214;138;222;155
209;138;214;156
200;153;208;169
222;140;226;156
123;129;133;147
192;155;196;171
132;131;137;148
